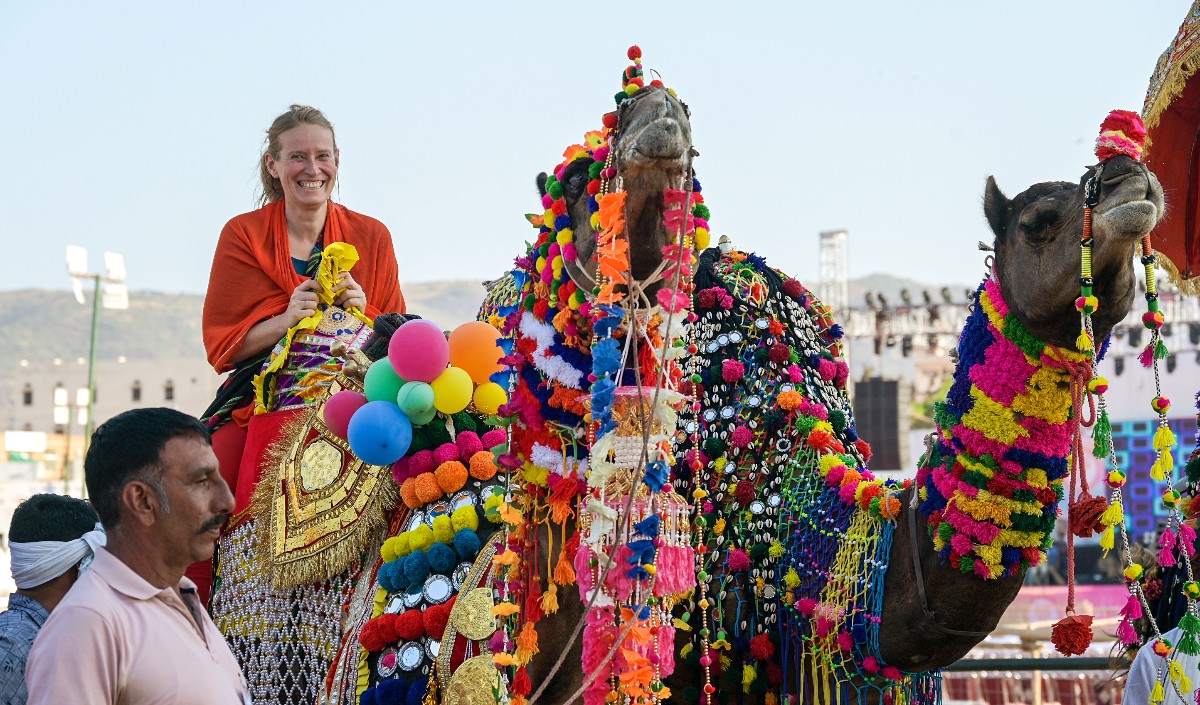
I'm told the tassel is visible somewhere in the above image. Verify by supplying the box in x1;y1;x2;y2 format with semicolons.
1163;452;1176;474
1159;547;1178;567
553;548;576;586
1155;426;1178;451
742;664;757;694
1076;331;1094;352
515;622;540;664
1162;529;1179;551
1152;458;1166;481
1101;500;1124;526
1141;344;1157;367
1117;617;1138;645
1152;681;1165;703
1092;411;1112;458
1121;593;1144;620
1171;660;1186;683
1100;525;1115;554
539;583;559;615
1156;338;1170;360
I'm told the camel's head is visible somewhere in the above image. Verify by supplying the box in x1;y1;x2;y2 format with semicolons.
984;154;1164;348
539;83;696;301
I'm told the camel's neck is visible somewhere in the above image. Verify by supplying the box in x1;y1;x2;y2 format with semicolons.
915;276;1089;580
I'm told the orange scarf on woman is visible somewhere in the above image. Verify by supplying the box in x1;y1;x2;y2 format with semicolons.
203;200;405;374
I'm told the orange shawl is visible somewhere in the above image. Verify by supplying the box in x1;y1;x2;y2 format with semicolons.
202;200;406;373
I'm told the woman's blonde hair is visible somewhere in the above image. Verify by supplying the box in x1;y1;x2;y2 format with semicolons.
258;104;338;206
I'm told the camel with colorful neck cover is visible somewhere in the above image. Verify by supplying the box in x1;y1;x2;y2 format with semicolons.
476;56;1164;705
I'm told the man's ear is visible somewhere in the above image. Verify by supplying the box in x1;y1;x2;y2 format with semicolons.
120;481;160;527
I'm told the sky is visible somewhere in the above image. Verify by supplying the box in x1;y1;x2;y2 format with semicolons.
0;2;1192;298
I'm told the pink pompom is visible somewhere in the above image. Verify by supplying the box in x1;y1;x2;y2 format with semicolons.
433;443;460;465
731;426;754;448
722;360;745;383
726;548;751;572
481;429;506;449
815;617;834;639
456;432;483;458
787;364;804;384
882;666;902;681
409;449;436;475
794;598;817;616
862;656;880;674
542;193;553;209
391;456;412;483
826;465;846;485
817;358;837;381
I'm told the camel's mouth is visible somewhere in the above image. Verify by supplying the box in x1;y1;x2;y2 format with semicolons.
1093;199;1162;240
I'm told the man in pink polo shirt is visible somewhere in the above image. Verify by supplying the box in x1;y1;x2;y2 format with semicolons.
25;408;248;704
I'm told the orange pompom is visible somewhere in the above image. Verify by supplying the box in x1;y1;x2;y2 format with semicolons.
414;472;443;504
399;478;421;509
469;451;499;481
434;460;469;494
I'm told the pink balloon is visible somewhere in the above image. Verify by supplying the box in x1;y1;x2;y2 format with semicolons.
387;319;450;383
323;390;368;439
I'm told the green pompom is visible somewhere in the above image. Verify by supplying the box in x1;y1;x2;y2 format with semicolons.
615;91;630;105
523;293;537;311
546;181;563;199
692;203;711;220
937;522;955;543
827;409;847;432
750;543;769;561
588;161;603;179
451;411;477;434
703;437;727;456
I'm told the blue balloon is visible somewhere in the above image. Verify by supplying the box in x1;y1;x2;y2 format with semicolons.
347;401;413;466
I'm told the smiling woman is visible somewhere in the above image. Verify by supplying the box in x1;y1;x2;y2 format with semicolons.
190;104;408;602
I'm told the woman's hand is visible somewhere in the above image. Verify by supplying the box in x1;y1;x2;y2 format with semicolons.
286;279;320;326
334;272;367;312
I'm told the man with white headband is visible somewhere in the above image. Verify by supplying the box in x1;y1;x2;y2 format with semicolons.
25;408;246;705
0;494;99;705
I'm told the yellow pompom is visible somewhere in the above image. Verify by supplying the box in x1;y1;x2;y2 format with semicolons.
535;256;547;272
381;537;402;563
409;524;435;552
451;505;479;533
556;229;573;246
784;568;801;589
695;227;711;250
625;84;639;96
742;665;757;693
590;213;601;229
1124;563;1145;581
432;515;454;544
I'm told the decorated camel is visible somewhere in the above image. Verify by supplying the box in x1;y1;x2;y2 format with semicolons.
210;49;1163;705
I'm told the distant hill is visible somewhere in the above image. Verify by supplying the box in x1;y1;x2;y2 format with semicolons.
0;274;970;368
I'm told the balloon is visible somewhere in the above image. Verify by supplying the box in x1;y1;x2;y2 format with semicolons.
448;321;505;384
388;320;450;383
472;382;508;415
430;367;473;414
347;401;413;466
364;359;405;402
323;390;368;439
396;382;437;425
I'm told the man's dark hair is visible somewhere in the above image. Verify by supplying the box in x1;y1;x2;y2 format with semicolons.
85;407;210;528
9;494;98;543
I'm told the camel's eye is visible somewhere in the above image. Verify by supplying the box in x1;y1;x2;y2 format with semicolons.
1019;208;1060;241
563;163;591;200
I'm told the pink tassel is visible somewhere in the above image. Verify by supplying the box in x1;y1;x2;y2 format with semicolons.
652;545;697;596
1159;546;1177;567
1182;524;1197;557
574;544;594;597
603;544;635;600
1117;618;1138;645
1120;594;1144;620
1139;344;1156;367
1161;528;1178;551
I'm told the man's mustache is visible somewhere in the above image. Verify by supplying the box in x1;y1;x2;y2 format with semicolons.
198;514;229;535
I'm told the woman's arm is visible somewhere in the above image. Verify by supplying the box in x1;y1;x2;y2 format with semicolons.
227;279;319;363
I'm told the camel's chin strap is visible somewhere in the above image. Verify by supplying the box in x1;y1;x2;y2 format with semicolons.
906;493;995;639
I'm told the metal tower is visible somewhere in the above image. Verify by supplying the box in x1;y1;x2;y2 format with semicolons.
818;229;849;318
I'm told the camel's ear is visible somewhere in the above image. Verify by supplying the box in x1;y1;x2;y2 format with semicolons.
536;172;549;198
983;176;1010;241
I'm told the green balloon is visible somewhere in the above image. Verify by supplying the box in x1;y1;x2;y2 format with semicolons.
396;382;436;425
363;360;405;402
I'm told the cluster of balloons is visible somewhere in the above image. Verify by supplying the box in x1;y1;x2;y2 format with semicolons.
323;320;507;466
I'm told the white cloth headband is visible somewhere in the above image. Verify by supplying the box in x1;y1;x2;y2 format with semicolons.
9;523;106;590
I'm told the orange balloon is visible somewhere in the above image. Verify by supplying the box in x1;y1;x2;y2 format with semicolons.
448;321;505;384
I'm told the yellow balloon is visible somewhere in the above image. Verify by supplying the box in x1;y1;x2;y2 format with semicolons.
431;367;473;414
473;382;508;415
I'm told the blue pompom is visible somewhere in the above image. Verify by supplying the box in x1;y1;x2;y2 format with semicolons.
406;677;428;705
378;561;405;594
405;551;431;591
453;529;481;561
360;686;379;705
427;543;457;573
554;214;572;231
375;678;410;705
